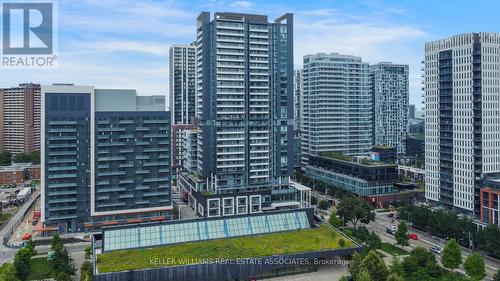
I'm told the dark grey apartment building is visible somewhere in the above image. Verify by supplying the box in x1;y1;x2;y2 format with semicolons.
41;85;171;233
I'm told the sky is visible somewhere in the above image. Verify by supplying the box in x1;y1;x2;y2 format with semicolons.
1;0;499;108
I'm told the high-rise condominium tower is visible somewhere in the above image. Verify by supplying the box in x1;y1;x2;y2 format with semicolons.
169;45;197;182
371;62;409;155
169;44;196;125
301;53;372;168
178;12;294;217
41;84;171;233
0;83;41;155
425;32;500;215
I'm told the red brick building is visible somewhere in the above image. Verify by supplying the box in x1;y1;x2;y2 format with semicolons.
480;179;500;227
0;163;40;185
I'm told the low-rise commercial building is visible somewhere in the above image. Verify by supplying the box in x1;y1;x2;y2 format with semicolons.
0;163;40;185
305;153;397;196
92;208;361;281
398;165;425;182
480;178;500;227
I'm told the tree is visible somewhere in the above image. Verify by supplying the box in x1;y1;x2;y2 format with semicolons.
389;255;404;276
328;211;343;227
395;222;409;248
366;231;382;251
361;250;388;281
11;151;39;164
386;273;404;281
13;248;32;281
51;234;63;249
84;246;92;260
0;151;12;166
337;196;375;228
463;253;486;281
13;153;31;163
347;252;364;280
25;239;37;258
358;270;372;281
79;261;93;281
56;272;72;281
0;263;20;281
50;234;75;276
402;247;441;278
441;239;462;270
29;151;40;164
476;225;500;259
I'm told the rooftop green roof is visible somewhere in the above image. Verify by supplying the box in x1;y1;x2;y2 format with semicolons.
97;224;354;273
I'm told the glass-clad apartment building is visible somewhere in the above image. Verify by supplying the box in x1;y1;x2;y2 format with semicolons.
425;33;500;216
178;12;295;217
371;62;409;155
301;53;372;171
42;85;172;233
42;88;92;232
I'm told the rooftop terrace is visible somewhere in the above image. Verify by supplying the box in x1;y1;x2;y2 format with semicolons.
318;152;395;167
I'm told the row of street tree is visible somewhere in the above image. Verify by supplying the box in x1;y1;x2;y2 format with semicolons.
398;204;500;259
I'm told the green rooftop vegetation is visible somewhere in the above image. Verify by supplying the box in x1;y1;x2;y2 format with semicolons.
372;145;394;149
97;224;354;273
319;151;352;161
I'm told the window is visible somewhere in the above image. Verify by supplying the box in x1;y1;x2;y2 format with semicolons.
207;198;220;217
223;197;234;216
236;196;247;214
250;195;261;213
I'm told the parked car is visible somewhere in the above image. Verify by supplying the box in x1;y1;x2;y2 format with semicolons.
408;233;418;240
430;246;442;255
386;225;397;235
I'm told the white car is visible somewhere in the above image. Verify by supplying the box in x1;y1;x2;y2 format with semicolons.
386;225;397;235
431;246;443;255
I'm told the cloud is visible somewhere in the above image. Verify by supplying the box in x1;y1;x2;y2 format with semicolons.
1;0;429;106
300;8;339;17
73;40;169;56
294;20;426;66
291;6;428;106
60;0;195;39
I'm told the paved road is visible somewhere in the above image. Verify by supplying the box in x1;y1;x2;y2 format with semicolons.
0;191;39;263
265;261;348;281
171;185;196;220
371;212;498;280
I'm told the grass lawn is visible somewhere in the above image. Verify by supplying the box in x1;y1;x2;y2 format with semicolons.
27;257;55;280
1;212;12;223
380;242;409;256
97;224;354;273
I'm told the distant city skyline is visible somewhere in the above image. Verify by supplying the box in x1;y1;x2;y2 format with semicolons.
1;0;499;107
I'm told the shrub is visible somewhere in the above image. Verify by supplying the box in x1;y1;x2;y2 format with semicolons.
339;238;346;247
